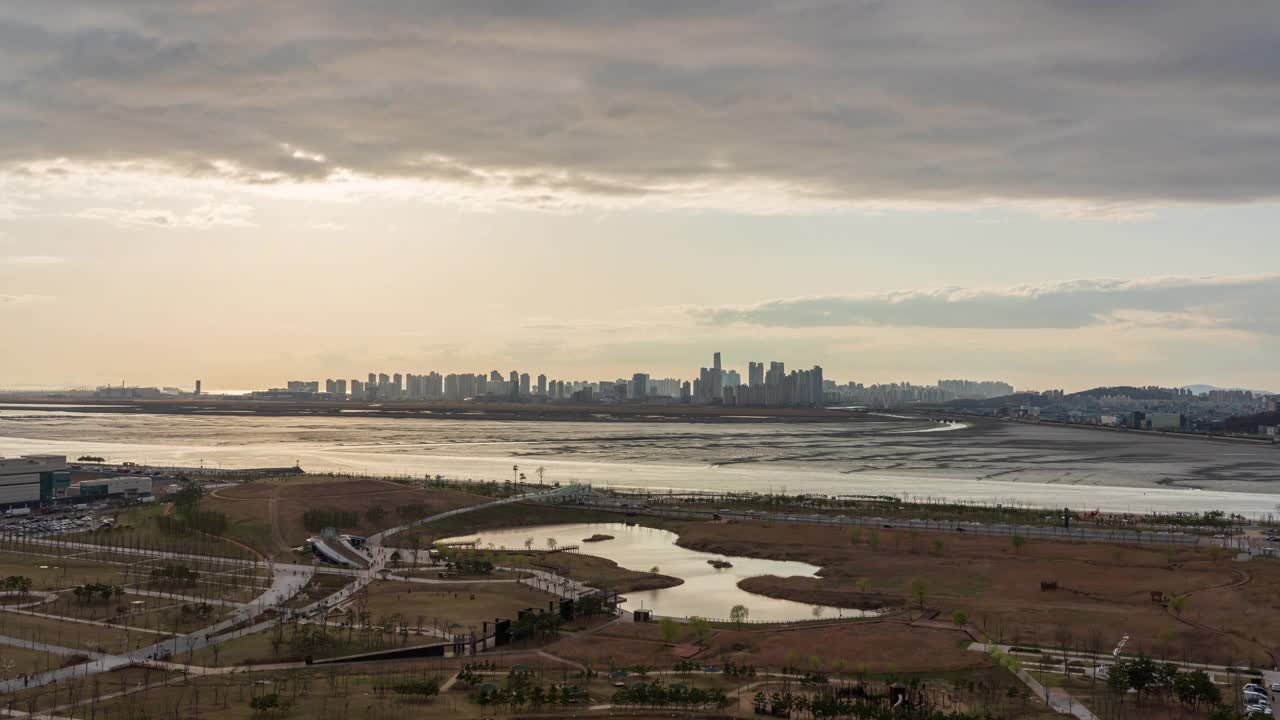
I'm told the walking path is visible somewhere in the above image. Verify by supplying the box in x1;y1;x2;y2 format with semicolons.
0;485;579;697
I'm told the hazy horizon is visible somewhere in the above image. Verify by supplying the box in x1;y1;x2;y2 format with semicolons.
3;2;1279;391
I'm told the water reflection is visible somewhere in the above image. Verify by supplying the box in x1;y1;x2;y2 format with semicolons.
438;522;870;623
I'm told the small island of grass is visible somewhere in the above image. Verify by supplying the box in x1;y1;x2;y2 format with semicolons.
583;533;615;543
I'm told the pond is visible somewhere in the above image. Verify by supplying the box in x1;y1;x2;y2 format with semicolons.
436;522;875;623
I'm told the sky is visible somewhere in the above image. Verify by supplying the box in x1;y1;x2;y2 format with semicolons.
1;1;1278;393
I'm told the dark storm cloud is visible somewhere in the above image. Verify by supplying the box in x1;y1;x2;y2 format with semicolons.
699;275;1280;334
2;1;1280;205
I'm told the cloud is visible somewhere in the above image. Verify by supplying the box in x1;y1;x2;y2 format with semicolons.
0;293;49;305
74;202;255;229
2;2;1280;211
699;274;1280;334
1;255;64;264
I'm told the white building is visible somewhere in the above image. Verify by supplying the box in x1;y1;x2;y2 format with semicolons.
68;476;152;499
0;455;67;506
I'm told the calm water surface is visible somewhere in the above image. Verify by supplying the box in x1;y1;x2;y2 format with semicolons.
437;522;862;622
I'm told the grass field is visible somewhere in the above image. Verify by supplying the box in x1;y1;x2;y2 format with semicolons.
669;517;1279;667
456;549;682;593
0;611;160;654
0;644;70;678
398;502;639;544
361;579;554;633
0;551;129;592
67;505;259;560
203;476;490;557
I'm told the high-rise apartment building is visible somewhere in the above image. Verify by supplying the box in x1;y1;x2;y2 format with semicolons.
631;373;650;399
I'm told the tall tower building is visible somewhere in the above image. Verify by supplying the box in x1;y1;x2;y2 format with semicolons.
632;373;649;399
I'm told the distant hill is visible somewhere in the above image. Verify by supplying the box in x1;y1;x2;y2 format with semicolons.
1071;386;1185;400
1182;384;1275;395
941;392;1044;409
945;384;1273;410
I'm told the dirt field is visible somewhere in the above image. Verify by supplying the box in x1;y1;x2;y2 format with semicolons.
668;518;1278;667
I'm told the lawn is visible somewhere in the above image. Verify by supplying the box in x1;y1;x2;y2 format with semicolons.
68;505;259;560
397;502;636;544
0;610;161;654
0;644;71;678
360;579;555;634
0;550;129;592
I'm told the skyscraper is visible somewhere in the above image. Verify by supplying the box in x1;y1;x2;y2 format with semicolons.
748;362;764;387
631;372;649;399
537;374;547;396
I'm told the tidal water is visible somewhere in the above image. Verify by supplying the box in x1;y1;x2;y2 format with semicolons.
3;404;1280;514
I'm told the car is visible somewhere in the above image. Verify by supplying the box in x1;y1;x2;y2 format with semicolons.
1244;683;1267;693
1270;681;1280;692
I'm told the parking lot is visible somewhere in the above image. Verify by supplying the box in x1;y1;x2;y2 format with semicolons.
1;507;105;535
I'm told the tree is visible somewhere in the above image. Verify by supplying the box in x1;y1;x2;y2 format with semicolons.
172;481;204;519
2;576;32;593
908;577;929;613
951;609;969;628
391;679;439;699
658;616;678;645
688;616;711;644
536;466;546;485
1168;594;1190;617
1011;534;1027;553
1174;669;1220;711
729;604;749;629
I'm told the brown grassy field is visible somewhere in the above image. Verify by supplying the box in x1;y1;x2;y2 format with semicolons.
203;476;489;556
669;518;1276;667
360;579;554;633
0;611;158;654
470;550;681;593
546;617;985;675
